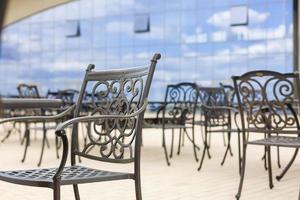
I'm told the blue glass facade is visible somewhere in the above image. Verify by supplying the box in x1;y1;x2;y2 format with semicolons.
0;0;294;100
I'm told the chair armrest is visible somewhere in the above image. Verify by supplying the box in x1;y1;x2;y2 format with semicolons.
0;105;76;124
55;100;148;132
53;129;69;181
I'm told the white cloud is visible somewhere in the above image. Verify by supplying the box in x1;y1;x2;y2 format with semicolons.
248;43;266;55
207;8;270;28
207;10;230;28
267;24;286;39
248;9;270;24
211;31;227;42
231;26;248;40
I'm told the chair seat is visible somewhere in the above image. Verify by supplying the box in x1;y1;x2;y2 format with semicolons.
143;123;186;129
0;165;133;188
248;136;300;148
143;118;186;129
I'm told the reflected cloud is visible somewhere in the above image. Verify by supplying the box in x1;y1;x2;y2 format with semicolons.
207;8;270;28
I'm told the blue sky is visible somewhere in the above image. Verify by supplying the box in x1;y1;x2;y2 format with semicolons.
0;0;294;100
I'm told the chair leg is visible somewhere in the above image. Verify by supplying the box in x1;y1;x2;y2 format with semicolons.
277;146;281;168
21;127;27;145
221;145;230;166
207;128;212;159
1;129;12;143
198;129;208;171
263;134;268;170
198;146;207;171
53;183;61;200
73;184;80;200
177;128;182;155
46;135;51;149
236;144;247;200
191;128;199;162
135;177;142;200
181;128;185;147
208;128;212;146
237;130;242;175
162;130;170;166
221;132;232;166
222;131;227;147
267;146;274;189
21;128;30;163
179;127;200;160
37;129;47;167
200;126;205;144
207;145;212;159
229;145;234;156
2;122;19;143
170;129;174;158
276;148;298;181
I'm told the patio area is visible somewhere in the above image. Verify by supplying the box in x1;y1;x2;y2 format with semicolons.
0;126;298;200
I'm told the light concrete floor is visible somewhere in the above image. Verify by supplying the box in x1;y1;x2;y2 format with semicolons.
0;126;298;200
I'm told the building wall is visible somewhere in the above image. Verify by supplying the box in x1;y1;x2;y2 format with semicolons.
0;0;294;100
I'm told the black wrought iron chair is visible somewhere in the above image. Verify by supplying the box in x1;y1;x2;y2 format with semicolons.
197;87;238;171
144;82;200;165
232;70;300;199
0;53;160;200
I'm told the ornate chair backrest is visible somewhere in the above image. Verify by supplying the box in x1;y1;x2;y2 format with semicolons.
17;84;40;98
198;87;230;127
71;53;160;164
163;82;199;125
232;70;300;134
219;83;236;106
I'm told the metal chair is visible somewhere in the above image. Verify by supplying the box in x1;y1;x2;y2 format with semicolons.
17;84;41;98
197;87;238;171
0;53;160;200
232;70;300;199
144;82;200;165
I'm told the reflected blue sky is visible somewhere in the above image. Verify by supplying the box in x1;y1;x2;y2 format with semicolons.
0;0;294;100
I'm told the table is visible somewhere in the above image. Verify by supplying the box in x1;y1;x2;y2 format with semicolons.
0;98;64;109
0;98;67;166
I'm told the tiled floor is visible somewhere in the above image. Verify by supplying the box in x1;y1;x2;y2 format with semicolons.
0;127;298;200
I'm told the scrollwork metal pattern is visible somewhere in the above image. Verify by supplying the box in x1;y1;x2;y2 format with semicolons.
198;87;230;126
78;73;146;162
17;84;40;98
234;71;297;132
164;83;198;124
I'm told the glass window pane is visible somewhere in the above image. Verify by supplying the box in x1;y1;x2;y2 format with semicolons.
134;14;150;33
65;20;80;37
165;11;181;44
230;6;248;26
